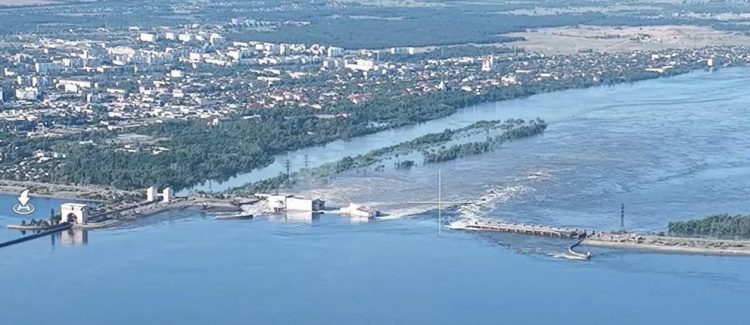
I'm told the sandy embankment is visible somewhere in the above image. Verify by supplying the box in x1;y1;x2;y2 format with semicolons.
505;25;750;55
582;234;750;256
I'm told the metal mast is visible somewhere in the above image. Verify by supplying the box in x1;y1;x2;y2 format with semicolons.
438;170;442;235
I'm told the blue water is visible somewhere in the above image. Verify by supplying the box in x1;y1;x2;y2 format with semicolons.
1;213;749;325
3;68;750;325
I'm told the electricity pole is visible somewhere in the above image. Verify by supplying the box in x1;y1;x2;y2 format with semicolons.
438;170;442;235
284;159;291;187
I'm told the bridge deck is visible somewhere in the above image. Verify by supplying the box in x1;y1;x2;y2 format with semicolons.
457;221;587;238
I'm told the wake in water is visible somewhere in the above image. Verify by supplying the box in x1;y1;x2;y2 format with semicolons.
289;166;557;225
452;169;554;224
298;175;446;220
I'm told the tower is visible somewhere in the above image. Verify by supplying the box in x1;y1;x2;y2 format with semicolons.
147;186;157;202
162;187;174;203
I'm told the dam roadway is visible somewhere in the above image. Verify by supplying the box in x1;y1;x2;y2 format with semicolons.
447;219;750;257
447;219;589;238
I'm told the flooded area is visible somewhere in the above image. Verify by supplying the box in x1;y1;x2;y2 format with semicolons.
2;68;750;325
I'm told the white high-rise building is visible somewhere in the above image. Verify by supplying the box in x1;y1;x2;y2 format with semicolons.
178;33;192;43
140;33;157;43
15;87;38;100
481;55;494;72
390;47;415;55
345;59;375;72
34;62;63;74
327;47;344;57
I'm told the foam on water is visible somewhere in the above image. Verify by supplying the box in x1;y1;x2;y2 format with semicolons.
456;177;540;220
376;205;435;220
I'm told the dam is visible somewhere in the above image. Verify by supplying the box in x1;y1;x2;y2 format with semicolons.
446;219;589;238
446;218;750;257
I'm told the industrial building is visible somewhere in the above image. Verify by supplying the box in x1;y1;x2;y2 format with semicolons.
257;194;325;213
339;203;380;218
61;203;89;224
147;186;174;203
287;196;325;211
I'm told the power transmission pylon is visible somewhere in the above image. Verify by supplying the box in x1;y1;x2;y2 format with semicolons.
284;159;292;187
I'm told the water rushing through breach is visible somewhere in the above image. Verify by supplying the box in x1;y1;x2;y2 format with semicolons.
2;68;750;325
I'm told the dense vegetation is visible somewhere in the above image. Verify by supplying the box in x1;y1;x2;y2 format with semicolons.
424;118;546;163
4;0;750;48
230;7;689;48
668;215;750;239
229;119;545;194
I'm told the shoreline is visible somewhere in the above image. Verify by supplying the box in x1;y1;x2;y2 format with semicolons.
2;67;740;196
582;236;750;257
190;65;726;194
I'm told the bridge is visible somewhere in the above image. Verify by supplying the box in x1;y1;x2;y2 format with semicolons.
0;223;72;248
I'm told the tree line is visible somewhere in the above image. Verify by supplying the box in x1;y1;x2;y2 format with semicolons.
228;119;545;195
668;214;750;239
423;118;547;163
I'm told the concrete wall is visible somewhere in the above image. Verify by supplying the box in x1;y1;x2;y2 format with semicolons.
267;195;287;211
285;197;312;211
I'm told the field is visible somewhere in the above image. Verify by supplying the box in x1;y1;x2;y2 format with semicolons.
505;25;750;55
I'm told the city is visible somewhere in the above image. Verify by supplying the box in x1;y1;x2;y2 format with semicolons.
1;18;748;191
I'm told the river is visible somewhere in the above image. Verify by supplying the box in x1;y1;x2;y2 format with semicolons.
2;68;750;325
